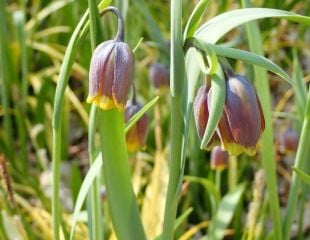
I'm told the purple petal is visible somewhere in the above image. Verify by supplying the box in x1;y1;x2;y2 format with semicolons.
112;42;134;108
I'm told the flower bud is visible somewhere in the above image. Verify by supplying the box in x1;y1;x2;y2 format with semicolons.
193;85;220;150
87;40;134;111
281;128;299;154
210;146;229;170
149;63;169;90
125;100;149;152
217;74;265;156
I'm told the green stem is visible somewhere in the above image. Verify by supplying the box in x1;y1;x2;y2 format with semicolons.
228;156;237;191
99;109;146;240
162;0;186;239
87;0;105;238
242;0;282;239
215;170;222;195
283;89;310;240
52;128;62;240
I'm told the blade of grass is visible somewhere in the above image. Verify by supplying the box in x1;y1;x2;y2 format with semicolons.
183;0;210;41
242;1;282;239
208;184;245;240
125;96;159;132
69;153;103;240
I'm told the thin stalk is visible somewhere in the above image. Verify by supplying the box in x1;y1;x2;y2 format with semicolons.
283;88;310;239
52;128;62;240
163;0;186;239
99;109;146;240
242;0;282;239
228;155;237;191
87;0;105;239
215;170;222;195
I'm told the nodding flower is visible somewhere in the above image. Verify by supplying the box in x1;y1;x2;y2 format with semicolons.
194;63;265;156
149;63;169;91
125;99;149;152
281;128;299;154
210;146;229;170
87;7;134;111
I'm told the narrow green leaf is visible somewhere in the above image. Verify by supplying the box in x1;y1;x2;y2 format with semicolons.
125;96;159;133
69;154;103;240
293;167;310;186
195;8;310;44
208;184;245;240
292;49;307;119
202;43;293;85
201;65;225;149
183;0;210;41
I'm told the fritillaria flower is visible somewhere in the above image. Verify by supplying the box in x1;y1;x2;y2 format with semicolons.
149;63;169;90
210;146;229;170
194;73;265;156
125;100;149;152
87;7;134;111
281;128;299;154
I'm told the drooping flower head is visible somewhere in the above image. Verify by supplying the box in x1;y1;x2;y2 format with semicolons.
217;73;265;156
149;63;169;91
281;128;299;154
210;146;229;170
125;99;149;152
193;64;265;156
87;7;134;111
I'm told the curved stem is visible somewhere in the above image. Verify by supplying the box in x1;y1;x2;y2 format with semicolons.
100;7;124;42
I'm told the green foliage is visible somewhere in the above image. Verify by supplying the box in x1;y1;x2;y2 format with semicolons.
0;0;310;239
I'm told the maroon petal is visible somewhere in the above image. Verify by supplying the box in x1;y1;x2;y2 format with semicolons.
112;42;134;109
149;63;169;89
224;74;264;147
88;40;115;97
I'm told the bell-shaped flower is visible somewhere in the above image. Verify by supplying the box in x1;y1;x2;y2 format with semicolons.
87;40;134;111
149;63;169;91
210;146;229;170
125;100;149;152
194;73;265;156
217;74;265;156
281;128;299;154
